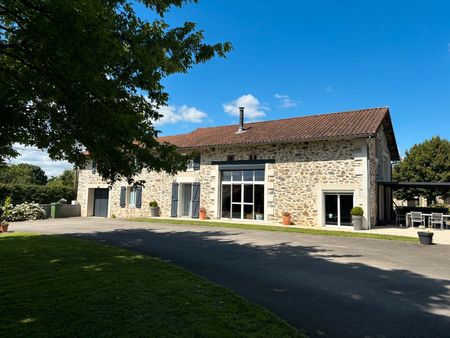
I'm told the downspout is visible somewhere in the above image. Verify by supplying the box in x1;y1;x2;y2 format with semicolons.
366;136;373;230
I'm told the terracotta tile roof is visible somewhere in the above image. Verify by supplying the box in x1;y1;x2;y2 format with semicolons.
159;107;399;160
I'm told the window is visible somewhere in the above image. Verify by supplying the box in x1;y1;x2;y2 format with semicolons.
249;154;257;160
187;156;200;171
221;170;265;220
226;155;235;161
128;187;137;207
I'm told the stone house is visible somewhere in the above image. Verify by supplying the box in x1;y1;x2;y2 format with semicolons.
77;107;399;229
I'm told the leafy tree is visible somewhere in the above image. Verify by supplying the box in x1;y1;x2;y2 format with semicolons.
0;163;48;185
393;136;450;204
47;169;75;188
0;0;231;183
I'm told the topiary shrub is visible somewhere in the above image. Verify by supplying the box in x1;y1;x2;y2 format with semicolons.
351;206;364;216
8;202;48;221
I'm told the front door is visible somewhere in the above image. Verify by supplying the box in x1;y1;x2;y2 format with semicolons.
93;188;109;217
180;183;192;217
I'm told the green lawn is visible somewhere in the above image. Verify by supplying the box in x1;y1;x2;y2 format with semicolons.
129;218;418;243
0;233;302;338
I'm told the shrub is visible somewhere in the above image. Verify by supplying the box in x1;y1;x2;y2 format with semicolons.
8;202;47;221
1;196;13;224
0;183;76;205
149;200;158;208
351;206;364;216
282;211;291;217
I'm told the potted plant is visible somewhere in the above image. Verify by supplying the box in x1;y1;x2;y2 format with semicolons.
199;207;207;220
255;211;264;221
282;212;291;225
0;219;8;233
0;196;12;233
417;226;433;245
351;206;364;230
149;200;159;217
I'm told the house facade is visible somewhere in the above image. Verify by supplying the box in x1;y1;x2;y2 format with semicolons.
77;107;399;229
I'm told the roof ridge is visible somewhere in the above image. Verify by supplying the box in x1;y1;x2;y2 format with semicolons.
192;106;389;131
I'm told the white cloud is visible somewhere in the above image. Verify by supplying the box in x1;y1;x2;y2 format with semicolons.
154;105;207;125
325;85;333;93
179;105;207;123
10;144;72;178
223;94;268;120
274;93;297;108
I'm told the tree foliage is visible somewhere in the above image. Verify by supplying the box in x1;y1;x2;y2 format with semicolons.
0;163;48;185
392;136;450;203
47;169;75;187
0;0;231;183
0;183;76;205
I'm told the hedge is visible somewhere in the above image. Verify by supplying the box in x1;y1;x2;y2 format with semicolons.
0;183;76;205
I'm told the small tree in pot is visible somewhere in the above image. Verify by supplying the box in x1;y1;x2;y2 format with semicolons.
0;196;12;233
351;207;364;230
149;200;159;217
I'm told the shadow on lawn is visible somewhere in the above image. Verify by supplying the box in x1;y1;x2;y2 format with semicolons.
71;227;450;338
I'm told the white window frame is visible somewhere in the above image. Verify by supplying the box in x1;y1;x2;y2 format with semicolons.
128;187;137;208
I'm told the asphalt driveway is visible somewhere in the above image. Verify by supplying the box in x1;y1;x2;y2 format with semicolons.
11;218;450;338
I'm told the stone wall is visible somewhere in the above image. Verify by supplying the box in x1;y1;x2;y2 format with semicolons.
78;137;374;226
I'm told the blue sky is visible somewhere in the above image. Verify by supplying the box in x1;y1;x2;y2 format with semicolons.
14;0;450;176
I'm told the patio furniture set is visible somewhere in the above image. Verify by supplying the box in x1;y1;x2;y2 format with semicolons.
404;212;450;230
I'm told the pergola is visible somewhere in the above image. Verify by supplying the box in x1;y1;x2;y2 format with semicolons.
377;181;450;225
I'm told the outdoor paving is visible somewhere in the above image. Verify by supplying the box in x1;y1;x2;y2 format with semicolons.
9;217;450;338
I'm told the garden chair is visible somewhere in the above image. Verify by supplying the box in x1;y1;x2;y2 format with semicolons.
410;212;424;228
394;208;405;227
429;213;444;230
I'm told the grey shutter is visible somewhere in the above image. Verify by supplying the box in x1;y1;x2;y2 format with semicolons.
193;156;201;170
170;183;179;217
191;182;200;218
119;187;126;208
135;186;142;208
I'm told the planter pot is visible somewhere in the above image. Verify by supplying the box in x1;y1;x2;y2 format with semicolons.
149;207;159;217
282;215;291;225
418;232;433;245
199;210;207;220
0;224;9;233
255;214;264;221
352;215;363;231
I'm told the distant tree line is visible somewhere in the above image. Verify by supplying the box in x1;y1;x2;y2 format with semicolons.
0;164;76;204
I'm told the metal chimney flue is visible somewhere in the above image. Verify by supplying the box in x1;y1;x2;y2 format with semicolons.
237;106;245;133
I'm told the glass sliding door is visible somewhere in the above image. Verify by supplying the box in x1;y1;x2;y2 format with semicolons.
325;194;338;225
339;194;353;226
324;193;354;226
221;170;265;220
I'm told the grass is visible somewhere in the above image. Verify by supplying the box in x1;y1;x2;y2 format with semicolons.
0;232;302;338
129;218;418;243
